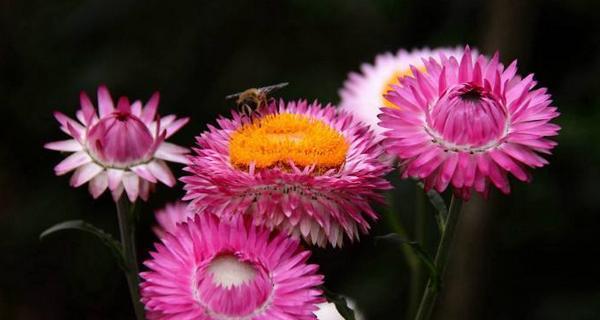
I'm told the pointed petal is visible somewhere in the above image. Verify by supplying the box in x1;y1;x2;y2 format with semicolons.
138;180;152;201
45;139;83;152
122;173;140;202
130;164;158;183
164;117;189;138
53;112;85;137
147;160;176;187
458;46;473;82
107;168;124;190
97;85;115;117
111;184;124;202
70;162;103;187
117;97;131;113
141;92;160;123
79;91;96;125
89;171;108;198
54;151;92;175
130;100;142;117
154;143;190;164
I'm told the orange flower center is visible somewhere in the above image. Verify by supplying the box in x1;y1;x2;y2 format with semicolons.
381;66;426;109
229;113;349;171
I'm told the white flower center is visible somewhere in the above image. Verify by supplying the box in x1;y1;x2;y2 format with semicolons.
208;255;257;288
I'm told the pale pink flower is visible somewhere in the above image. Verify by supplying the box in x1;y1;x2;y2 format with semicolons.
181;100;392;247
153;202;195;237
315;300;364;320
140;214;324;320
380;47;560;199
339;47;473;135
45;85;189;201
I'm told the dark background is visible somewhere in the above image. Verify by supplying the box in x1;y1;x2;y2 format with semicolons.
1;0;599;319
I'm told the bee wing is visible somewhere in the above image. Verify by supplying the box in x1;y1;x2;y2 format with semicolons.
258;82;289;93
225;91;244;100
225;82;288;99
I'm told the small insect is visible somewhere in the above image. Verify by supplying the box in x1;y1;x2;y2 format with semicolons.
225;82;289;117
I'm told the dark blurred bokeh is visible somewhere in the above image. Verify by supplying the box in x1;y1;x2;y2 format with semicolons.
1;0;599;319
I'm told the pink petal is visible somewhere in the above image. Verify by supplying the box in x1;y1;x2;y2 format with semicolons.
130;164;158;183
139;180;151;201
79;91;97;125
54;112;85;137
488;161;510;194
155;143;190;164
54;151;92;175
142;92;160;123
122;173;140;202
66;122;84;144
158;115;176;132
164;117;190;138
89;172;108;198
97;85;115;117
489;149;529;182
131;100;143;117
458;46;473;82
111;184;124;201
117;97;131;113
147;160;176;187
107;168;125;190
70;162;103;187
501;143;548;168
45;139;82;152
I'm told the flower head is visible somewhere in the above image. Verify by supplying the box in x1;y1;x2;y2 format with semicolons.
182;100;391;247
153;202;195;237
140;214;324;320
339;47;471;135
45;85;189;201
380;46;560;199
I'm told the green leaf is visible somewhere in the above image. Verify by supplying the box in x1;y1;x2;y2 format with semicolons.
40;220;127;272
417;182;448;233
323;288;357;320
376;233;442;292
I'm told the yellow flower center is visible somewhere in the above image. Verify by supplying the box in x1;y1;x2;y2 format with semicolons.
381;66;426;109
229;113;349;171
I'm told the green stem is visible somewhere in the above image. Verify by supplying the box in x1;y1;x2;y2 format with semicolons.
408;187;427;318
414;195;463;320
384;193;420;272
116;196;145;320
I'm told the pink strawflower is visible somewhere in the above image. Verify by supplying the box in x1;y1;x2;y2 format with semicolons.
45;85;189;201
153;202;195;237
140;214;324;320
380;46;560;199
339;47;472;135
182;100;391;247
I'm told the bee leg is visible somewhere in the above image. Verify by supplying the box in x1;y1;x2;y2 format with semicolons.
241;104;253;118
255;97;268;115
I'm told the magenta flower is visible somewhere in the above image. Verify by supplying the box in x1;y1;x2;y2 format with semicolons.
153;202;195;237
45;85;189;201
140;214;324;320
339;47;473;135
380;47;560;199
182;100;391;247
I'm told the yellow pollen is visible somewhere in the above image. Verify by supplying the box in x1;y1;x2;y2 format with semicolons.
229;113;349;171
382;66;427;109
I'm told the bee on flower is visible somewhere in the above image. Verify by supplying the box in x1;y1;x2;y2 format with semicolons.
182;100;392;247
